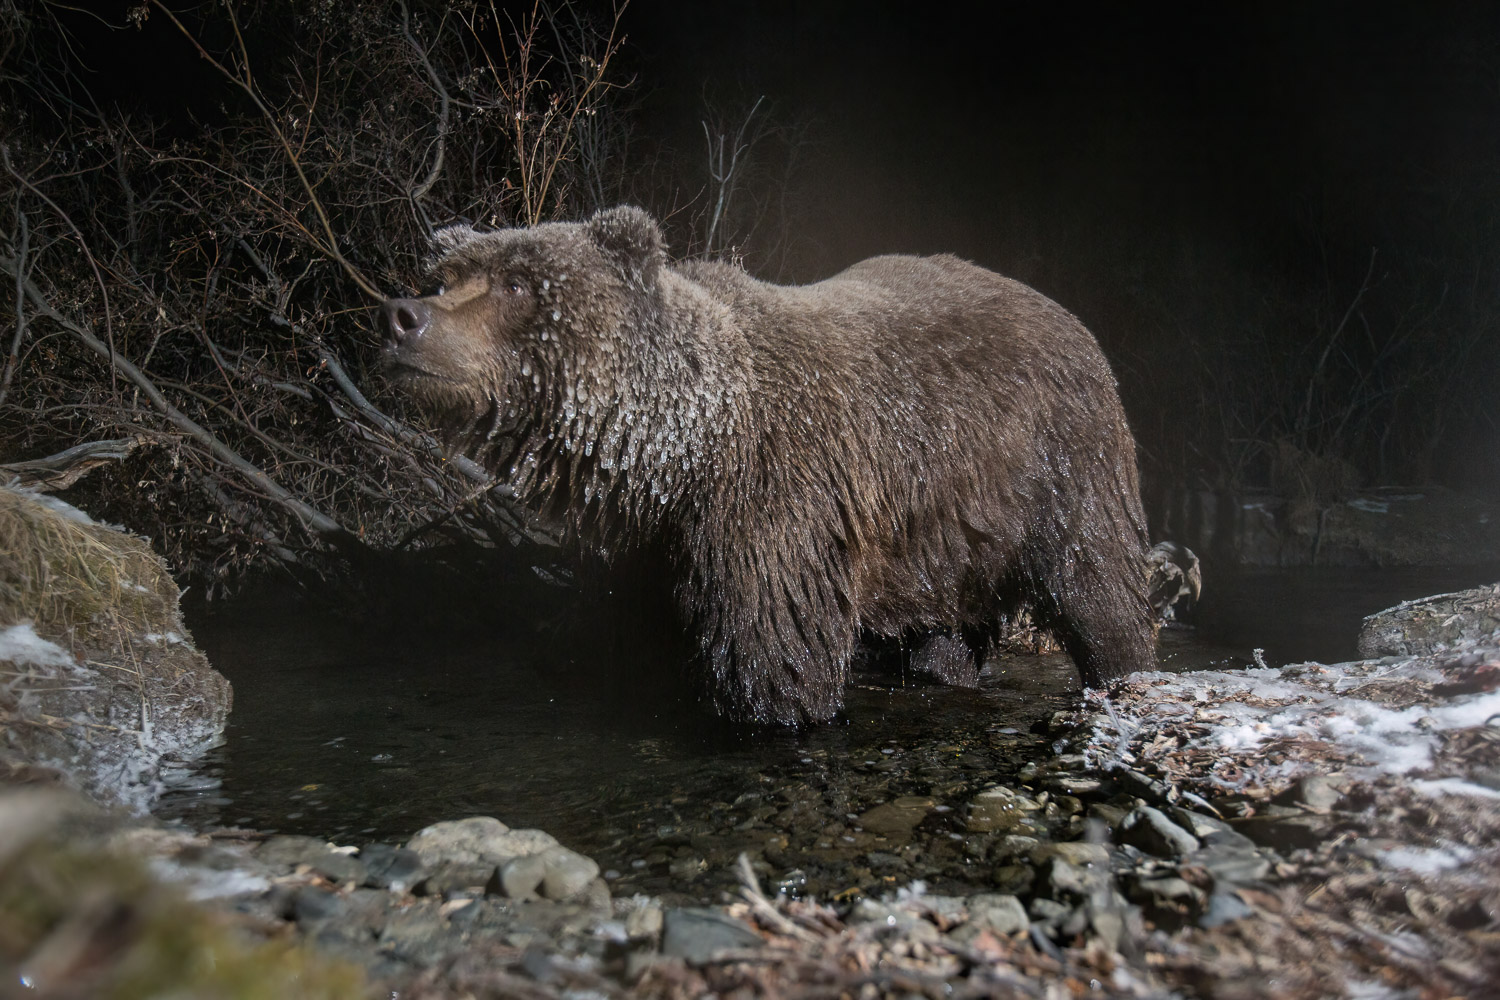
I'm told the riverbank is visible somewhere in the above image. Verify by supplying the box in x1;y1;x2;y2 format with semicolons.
8;585;1497;998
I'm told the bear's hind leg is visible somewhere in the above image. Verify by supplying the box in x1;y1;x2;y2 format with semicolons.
909;630;984;688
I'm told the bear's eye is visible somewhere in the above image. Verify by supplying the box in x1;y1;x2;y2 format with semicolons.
498;276;528;297
419;282;445;298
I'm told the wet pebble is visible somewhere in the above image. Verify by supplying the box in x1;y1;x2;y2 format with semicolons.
1118;805;1201;858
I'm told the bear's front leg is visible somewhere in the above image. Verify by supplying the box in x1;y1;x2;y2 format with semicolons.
685;525;857;726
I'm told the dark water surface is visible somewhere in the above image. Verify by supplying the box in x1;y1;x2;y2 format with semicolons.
160;564;1499;897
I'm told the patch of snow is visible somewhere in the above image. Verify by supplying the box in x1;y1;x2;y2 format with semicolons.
149;857;271;900
1373;843;1477;875
1344;981;1417;1000
140;631;185;645
1410;778;1500;800
15;487;96;524
1087;646;1500;788
0;623;76;669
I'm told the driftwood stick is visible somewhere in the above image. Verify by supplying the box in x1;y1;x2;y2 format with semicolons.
0;437;150;491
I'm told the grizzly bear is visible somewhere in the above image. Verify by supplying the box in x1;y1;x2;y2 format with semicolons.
382;206;1156;725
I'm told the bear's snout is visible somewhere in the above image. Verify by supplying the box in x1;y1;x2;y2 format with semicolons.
382;297;431;350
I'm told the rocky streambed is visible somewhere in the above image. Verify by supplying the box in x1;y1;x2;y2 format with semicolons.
7;585;1498;999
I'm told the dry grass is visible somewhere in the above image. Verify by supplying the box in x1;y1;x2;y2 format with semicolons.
0;487;177;644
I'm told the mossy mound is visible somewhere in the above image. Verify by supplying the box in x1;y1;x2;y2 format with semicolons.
0;486;231;811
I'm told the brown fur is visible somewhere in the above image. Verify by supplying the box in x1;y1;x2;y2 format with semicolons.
383;206;1156;725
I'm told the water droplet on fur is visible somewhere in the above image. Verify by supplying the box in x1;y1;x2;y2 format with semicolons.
551;309;561;321
540;330;549;341
521;362;531;376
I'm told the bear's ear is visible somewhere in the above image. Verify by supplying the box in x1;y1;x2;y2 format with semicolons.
587;205;665;290
431;223;480;257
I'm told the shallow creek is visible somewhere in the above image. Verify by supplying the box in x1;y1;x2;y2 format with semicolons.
159;564;1499;902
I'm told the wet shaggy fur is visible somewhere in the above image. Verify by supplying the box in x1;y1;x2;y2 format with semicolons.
383;206;1156;725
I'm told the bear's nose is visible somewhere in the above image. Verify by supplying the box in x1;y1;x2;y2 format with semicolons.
383;298;431;347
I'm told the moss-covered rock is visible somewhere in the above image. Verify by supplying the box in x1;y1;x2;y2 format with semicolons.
0;486;231;811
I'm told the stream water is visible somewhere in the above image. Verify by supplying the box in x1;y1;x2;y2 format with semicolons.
159;563;1499;900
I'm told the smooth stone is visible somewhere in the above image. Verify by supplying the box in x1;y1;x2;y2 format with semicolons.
1042;857;1106;900
539;845;601;901
291;885;347;924
496;853;549;900
857;796;935;836
661;907;763;964
1118;806;1201;858
1041;775;1103;795
1168;808;1236;840
965;893;1029;936
1199;889;1256;928
1088;803;1131;830
1233;813;1331;853
406;816;511;866
378;902;456;965
1188;843;1273;884
417;860;496;897
1130;876;1206;911
1028;897;1070;923
360;844;425;891
991;835;1041;861
1117;770;1172;804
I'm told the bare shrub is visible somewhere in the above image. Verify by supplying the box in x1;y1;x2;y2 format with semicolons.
0;1;629;591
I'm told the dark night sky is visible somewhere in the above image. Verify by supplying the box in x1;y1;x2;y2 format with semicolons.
620;2;1498;280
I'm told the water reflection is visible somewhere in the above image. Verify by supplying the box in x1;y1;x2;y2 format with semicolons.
158;563;1498;896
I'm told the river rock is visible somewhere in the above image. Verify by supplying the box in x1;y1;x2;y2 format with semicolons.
495;852;549;900
539;845;601;901
965;893;1029;936
1188;840;1274;884
407;817;559;867
1117;806;1201;858
1041;857;1107;901
1278;774;1346;813
418;860;496;897
661;907;763;963
966;785;1040;833
255;835;366;884
360;844;426;891
1233;812;1332;853
858;796;935;836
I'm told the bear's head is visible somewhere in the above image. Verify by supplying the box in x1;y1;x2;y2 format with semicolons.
381;205;667;452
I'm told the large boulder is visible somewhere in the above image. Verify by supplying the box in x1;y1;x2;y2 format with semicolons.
0;485;231;811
